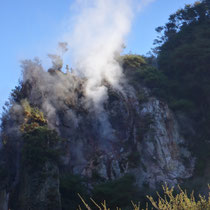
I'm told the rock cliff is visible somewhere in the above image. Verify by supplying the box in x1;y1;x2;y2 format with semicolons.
0;59;194;208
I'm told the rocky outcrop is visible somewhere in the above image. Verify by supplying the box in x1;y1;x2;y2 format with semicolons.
61;85;194;189
134;97;194;188
0;67;195;208
36;72;193;189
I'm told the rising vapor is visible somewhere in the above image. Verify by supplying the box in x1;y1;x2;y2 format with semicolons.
63;0;133;111
18;0;155;134
61;0;156;111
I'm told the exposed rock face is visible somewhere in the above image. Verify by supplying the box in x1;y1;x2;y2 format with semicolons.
57;83;194;189
20;69;192;189
0;65;195;208
134;97;194;188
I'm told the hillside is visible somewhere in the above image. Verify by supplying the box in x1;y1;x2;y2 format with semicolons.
0;0;210;209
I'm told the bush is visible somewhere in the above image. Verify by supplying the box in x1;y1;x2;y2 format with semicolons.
78;184;210;210
122;54;146;69
20;99;47;132
22;126;62;171
92;174;139;209
122;55;169;100
60;174;89;210
169;99;195;111
147;184;210;210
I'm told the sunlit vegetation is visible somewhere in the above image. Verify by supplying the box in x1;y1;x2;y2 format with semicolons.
77;184;210;210
20;99;47;132
122;54;146;69
20;101;63;171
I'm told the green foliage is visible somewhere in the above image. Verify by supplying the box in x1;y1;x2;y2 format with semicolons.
157;20;210;106
19;101;63;172
60;174;89;210
91;170;106;182
122;54;168;99
154;0;210;48
122;54;146;69
20;99;47;132
22;126;62;171
10;84;23;103
10;81;31;103
92;174;139;209
154;0;210;111
135;66;167;90
169;99;195;111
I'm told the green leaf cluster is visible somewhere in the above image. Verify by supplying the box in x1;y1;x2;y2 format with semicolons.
60;174;89;210
22;126;62;171
92;174;139;209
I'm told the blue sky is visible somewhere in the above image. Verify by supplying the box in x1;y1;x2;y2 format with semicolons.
0;0;196;113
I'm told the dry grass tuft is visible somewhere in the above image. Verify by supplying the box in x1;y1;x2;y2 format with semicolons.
77;184;210;210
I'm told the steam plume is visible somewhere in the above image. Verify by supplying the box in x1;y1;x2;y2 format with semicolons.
63;0;134;111
18;0;155;136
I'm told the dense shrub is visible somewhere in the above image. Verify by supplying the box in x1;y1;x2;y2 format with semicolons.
60;174;89;210
22;126;62;171
122;54;146;69
122;54;169;100
91;174;139;209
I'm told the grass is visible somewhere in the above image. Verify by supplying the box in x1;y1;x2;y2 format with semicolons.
76;184;210;210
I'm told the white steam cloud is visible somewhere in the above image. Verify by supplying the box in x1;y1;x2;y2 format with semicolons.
63;0;134;111
19;0;155;137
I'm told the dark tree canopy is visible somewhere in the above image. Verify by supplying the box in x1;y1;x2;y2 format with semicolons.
153;0;210;113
